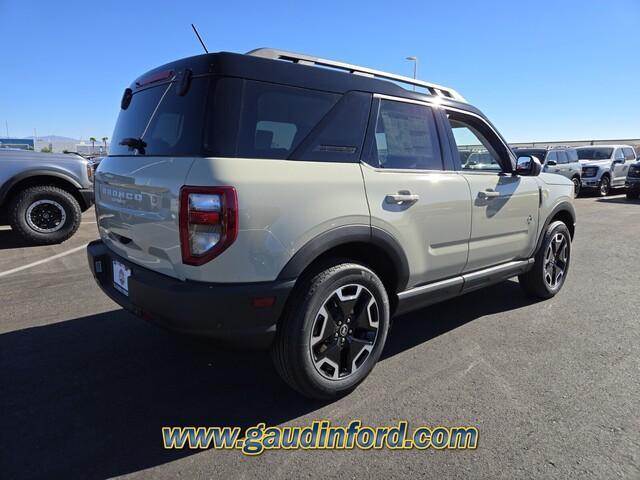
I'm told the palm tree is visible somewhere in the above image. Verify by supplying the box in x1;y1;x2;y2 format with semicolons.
102;137;108;154
89;137;97;154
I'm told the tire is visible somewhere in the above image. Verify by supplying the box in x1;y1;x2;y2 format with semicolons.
8;185;82;245
271;260;390;399
598;174;610;196
519;221;571;299
627;191;639;200
572;177;581;197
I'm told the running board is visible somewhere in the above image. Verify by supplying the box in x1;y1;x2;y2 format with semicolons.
395;259;534;316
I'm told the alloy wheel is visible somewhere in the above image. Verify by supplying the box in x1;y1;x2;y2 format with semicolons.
543;233;569;290
572;178;580;197
309;284;379;380
25;200;66;233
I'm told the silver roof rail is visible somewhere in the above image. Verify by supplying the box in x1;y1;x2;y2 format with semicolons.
246;48;466;103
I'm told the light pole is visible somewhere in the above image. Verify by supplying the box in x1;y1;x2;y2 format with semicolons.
406;56;418;90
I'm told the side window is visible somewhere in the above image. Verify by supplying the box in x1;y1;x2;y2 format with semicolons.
615;148;625;161
546;151;558;163
370;100;443;170
623;147;636;160
447;112;505;172
557;151;569;164
566;149;578;162
237;81;339;160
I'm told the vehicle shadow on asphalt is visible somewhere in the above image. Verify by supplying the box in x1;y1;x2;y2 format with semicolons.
1;280;539;479
596;196;640;205
0;229;34;250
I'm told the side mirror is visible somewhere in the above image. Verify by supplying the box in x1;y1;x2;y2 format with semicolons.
516;155;542;176
546;159;557;166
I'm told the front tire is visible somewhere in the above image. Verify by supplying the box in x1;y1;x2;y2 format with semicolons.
519;221;571;299
598;175;611;196
8;185;82;245
272;261;390;399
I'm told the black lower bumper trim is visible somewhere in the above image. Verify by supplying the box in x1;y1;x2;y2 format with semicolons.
78;188;94;210
87;240;294;348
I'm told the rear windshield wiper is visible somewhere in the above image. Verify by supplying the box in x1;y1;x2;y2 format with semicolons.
119;137;147;155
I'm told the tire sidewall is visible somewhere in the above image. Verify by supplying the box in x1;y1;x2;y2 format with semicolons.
12;187;81;243
572;177;581;197
537;221;571;295
292;264;390;396
599;175;610;196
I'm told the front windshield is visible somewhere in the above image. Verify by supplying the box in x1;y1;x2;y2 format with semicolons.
576;148;613;160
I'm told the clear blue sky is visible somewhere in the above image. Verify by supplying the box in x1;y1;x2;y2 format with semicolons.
1;0;638;142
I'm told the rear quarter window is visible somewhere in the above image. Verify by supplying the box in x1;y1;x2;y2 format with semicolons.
236;81;339;160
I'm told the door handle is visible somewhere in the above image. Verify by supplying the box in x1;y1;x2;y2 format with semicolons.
478;189;500;200
385;191;420;205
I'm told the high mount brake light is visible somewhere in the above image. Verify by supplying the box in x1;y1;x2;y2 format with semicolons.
135;69;174;88
179;186;238;266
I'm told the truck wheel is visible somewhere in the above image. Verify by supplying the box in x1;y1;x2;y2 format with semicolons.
519;221;571;299
8;185;82;245
598;175;610;196
572;177;581;197
627;191;639;200
272;261;390;399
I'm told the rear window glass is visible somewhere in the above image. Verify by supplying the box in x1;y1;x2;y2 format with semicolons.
576;148;613;160
110;77;209;156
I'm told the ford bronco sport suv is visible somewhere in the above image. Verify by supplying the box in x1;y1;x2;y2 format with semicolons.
512;147;582;196
87;49;576;399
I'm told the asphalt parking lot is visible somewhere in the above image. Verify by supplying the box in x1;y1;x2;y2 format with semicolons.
1;194;639;479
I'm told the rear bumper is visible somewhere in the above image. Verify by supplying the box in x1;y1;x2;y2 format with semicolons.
87;240;294;348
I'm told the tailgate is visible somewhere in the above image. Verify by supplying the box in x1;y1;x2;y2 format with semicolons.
95;156;196;279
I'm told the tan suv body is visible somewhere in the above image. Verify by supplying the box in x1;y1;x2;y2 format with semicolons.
87;49;576;398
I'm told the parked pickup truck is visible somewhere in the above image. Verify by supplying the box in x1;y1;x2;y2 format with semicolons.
0;149;94;244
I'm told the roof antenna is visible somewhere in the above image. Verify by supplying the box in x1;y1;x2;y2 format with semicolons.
191;24;209;54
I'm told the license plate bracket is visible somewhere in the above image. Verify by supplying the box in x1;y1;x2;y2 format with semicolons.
112;260;131;296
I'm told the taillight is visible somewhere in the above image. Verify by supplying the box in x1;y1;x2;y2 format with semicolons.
179;186;238;266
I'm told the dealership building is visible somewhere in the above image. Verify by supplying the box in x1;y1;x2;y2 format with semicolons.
0;138;34;150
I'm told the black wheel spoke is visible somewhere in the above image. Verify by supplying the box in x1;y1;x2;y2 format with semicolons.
345;338;371;373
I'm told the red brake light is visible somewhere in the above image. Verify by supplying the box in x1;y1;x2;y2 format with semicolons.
179;186;238;266
135;69;174;88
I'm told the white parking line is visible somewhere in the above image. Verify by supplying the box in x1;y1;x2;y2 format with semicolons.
0;243;88;278
1;221;95;232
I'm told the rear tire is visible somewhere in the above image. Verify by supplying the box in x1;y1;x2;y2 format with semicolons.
572;177;581;197
519;221;571;299
271;260;390;399
8;185;82;245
